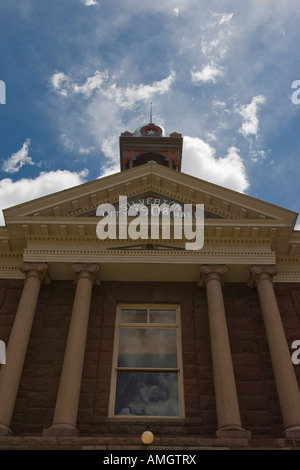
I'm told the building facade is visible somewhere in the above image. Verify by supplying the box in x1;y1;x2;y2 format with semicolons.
0;122;300;450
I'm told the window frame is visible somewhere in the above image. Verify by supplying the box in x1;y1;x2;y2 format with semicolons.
108;303;185;419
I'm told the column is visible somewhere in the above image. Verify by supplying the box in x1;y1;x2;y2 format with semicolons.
199;265;249;437
0;263;49;435
248;265;300;438
44;263;99;436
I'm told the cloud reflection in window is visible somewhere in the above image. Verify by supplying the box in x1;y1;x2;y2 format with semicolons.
115;371;179;416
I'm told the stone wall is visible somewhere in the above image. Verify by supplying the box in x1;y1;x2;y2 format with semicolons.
0;279;299;439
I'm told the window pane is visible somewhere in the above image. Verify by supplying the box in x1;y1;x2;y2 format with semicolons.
120;309;147;323
118;329;177;368
149;309;176;323
114;371;179;416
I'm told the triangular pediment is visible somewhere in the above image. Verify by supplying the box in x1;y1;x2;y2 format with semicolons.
1;162;299;256
2;162;297;223
75;191;224;219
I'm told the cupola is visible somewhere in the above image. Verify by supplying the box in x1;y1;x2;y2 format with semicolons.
119;120;183;172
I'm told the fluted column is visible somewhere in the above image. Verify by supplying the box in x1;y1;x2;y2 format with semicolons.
199;265;249;437
248;265;300;437
0;263;49;435
44;263;99;436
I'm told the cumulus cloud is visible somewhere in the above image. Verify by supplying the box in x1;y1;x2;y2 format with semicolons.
191;63;224;84
0;169;88;225
2;139;35;174
238;95;266;138
182;136;249;193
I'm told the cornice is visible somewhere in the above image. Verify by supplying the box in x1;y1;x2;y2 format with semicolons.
0;267;24;279
1;222;297;256
275;269;300;282
1;248;299;283
277;255;300;263
24;236;273;245
22;247;276;265
0;252;23;259
0;252;24;279
3;218;294;239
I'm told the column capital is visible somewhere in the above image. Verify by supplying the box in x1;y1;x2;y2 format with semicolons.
19;262;50;284
198;264;228;287
71;263;100;285
247;264;278;288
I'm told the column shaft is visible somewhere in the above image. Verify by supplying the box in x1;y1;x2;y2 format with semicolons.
0;263;49;435
249;266;300;437
44;263;99;436
200;265;248;437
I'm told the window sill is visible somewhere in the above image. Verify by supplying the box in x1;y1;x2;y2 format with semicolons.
107;417;203;425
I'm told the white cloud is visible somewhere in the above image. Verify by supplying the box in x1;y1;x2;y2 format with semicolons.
50;70;175;107
50;72;70;97
250;149;267;163
215;12;234;26
50;71;108;98
182;136;249;193
60;134;74;150
0;169;88;225
200;11;233;31
106;71;175;108
201;39;220;55
212;99;226;108
238;95;266;138
78;146;95;154
201;38;229;59
49;70;176;170
2;139;35;173
100;136;119;163
73;70;109;98
81;0;98;5
99;162;120;178
60;134;95;155
191;63;224;85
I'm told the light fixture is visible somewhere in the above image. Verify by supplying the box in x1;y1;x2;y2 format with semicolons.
141;426;154;445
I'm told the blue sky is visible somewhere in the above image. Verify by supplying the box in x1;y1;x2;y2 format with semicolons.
0;0;300;226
